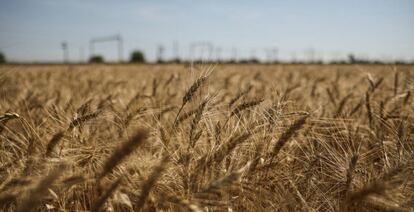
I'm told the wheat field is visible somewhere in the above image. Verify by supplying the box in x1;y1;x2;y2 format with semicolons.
0;64;413;211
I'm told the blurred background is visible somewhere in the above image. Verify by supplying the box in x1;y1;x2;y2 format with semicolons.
0;0;413;64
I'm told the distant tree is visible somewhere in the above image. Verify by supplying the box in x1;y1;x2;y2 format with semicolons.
157;58;165;64
227;59;237;64
348;54;372;64
239;58;260;64
395;60;407;65
170;58;181;64
130;50;146;63
348;54;356;64
89;55;104;63
0;52;5;64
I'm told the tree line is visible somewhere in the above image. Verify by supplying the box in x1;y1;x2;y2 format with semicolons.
0;51;413;65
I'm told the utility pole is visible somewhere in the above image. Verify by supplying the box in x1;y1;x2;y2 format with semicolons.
232;47;238;62
291;51;297;63
61;41;69;63
272;48;278;63
250;48;256;60
215;47;222;62
305;48;316;63
157;45;165;63
265;48;272;63
173;41;179;61
79;47;85;63
116;34;123;63
189;43;195;62
206;42;214;61
89;41;94;58
198;42;205;60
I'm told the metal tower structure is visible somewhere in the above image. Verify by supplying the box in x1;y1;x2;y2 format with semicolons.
157;44;165;62
89;34;123;62
189;41;214;61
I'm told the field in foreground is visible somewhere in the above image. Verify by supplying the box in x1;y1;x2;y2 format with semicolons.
1;64;414;211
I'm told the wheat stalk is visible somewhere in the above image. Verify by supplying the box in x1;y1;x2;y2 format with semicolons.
91;178;122;212
189;100;207;147
45;131;65;157
136;156;169;210
98;129;148;180
230;99;263;118
347;182;386;203
228;85;252;108
164;194;204;212
365;92;373;127
394;71;399;96
173;75;208;126
334;93;352;118
269;115;308;163
68;110;101;131
345;154;359;196
16;164;66;212
0;112;20;123
197;161;251;195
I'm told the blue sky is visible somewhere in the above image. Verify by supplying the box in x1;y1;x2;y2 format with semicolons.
0;0;413;62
